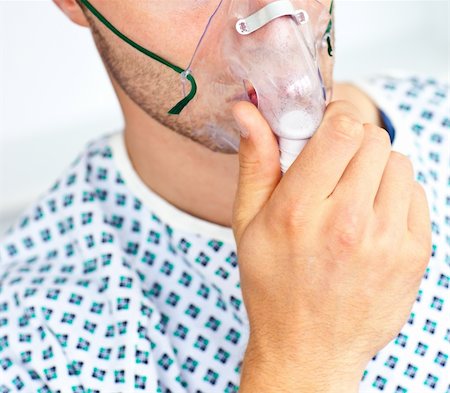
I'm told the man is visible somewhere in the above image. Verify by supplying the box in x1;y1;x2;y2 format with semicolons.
0;1;448;392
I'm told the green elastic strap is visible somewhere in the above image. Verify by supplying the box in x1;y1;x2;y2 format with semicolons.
79;0;197;115
325;0;334;57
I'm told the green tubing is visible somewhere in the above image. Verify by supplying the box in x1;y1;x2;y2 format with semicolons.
79;0;197;114
326;0;334;56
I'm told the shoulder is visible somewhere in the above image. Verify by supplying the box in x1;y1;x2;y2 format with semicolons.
352;74;449;135
352;74;449;160
0;132;121;266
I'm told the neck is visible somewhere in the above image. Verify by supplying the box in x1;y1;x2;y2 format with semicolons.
114;79;381;228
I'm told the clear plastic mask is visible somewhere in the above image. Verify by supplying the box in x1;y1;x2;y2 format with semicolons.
181;0;334;172
81;0;334;172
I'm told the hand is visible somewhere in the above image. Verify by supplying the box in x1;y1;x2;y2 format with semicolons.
232;100;432;392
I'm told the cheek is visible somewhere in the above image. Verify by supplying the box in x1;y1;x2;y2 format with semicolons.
125;3;216;68
319;0;333;10
159;17;205;66
91;1;211;67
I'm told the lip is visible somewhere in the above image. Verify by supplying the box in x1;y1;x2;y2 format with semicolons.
225;81;258;106
226;90;249;103
243;80;259;107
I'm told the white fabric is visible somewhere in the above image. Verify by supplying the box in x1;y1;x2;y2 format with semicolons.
0;74;449;393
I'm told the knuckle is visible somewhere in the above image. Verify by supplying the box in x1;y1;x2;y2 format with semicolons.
417;237;432;262
412;180;426;197
417;243;432;268
326;100;361;118
408;250;430;280
333;224;363;248
403;235;432;279
281;207;302;236
328;113;363;141
238;155;261;176
277;203;310;238
330;208;365;248
388;152;414;176
389;151;411;166
283;217;299;239
411;181;429;209
363;123;391;149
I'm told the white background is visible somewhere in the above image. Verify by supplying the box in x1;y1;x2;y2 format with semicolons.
1;0;449;234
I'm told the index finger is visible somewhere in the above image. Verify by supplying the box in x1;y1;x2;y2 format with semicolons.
273;100;365;206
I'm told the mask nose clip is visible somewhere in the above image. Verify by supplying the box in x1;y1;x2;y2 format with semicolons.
236;0;309;35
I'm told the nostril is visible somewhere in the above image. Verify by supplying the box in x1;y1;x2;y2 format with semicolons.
243;79;259;107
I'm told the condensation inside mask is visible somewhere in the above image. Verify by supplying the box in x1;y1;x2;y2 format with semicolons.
179;0;334;172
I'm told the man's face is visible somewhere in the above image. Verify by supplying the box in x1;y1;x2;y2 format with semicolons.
83;0;334;153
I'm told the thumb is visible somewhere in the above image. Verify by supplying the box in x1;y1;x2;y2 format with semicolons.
232;101;281;245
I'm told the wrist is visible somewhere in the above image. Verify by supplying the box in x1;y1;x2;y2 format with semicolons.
239;336;364;393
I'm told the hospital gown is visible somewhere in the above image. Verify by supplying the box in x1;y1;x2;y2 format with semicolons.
0;74;449;392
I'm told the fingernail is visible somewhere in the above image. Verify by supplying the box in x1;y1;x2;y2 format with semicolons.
239;124;250;139
234;114;249;139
